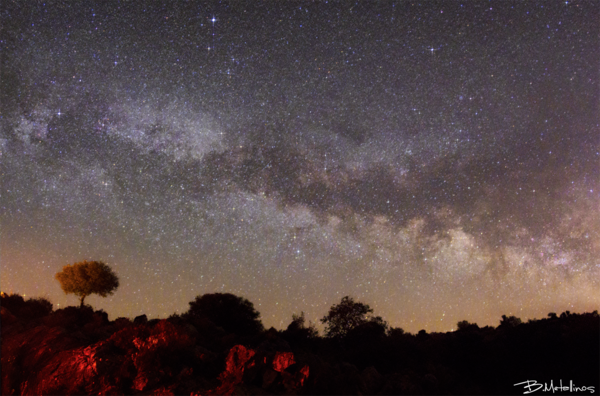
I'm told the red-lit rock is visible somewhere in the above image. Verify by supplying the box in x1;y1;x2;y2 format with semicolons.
272;351;295;372
12;326;121;396
223;345;257;379
198;345;309;395
205;344;256;395
298;365;310;387
2;316;195;395
2;310;311;395
128;320;194;391
279;362;310;394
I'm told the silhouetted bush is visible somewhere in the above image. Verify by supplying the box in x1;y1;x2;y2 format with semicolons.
560;310;571;319
499;314;522;328
0;293;52;320
1;292;25;313
387;327;405;338
346;320;387;345
183;293;264;337
417;329;429;340
456;320;479;332
43;305;95;329
283;312;318;347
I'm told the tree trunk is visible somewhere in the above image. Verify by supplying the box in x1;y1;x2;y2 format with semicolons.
80;295;86;307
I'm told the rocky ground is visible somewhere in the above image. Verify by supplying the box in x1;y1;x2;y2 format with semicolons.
1;295;598;395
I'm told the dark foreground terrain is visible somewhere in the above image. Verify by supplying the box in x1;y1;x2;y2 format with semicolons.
1;294;598;395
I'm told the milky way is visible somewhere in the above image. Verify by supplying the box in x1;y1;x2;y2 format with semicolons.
2;1;598;332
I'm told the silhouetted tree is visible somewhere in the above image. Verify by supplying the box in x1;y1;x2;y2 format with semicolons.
184;293;264;336
55;260;119;307
499;314;522;328
320;296;386;338
286;311;319;338
548;312;558;319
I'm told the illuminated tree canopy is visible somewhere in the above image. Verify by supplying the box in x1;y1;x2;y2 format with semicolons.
55;260;119;307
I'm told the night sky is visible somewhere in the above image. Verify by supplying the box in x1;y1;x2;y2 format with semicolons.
1;1;598;333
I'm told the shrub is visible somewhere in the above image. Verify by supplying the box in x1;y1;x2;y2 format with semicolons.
184;293;264;337
0;293;52;320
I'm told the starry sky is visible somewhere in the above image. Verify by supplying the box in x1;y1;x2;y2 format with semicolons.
1;1;598;333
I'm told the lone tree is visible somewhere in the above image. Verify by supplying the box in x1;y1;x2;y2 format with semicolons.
184;293;264;336
55;260;119;307
321;296;387;338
